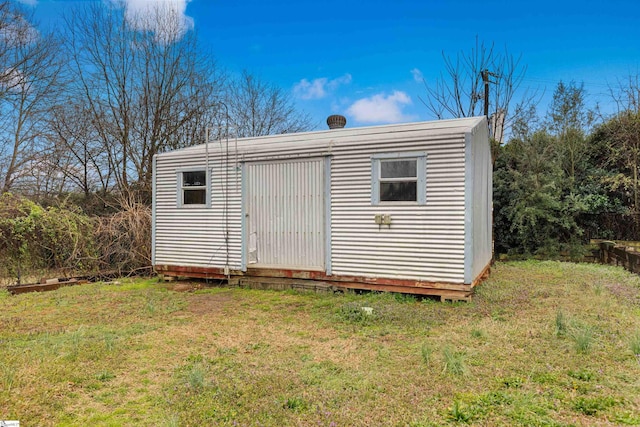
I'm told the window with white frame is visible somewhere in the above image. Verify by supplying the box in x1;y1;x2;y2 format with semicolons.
371;152;426;205
178;169;209;207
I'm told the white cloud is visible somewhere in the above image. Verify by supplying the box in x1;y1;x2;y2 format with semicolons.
294;78;328;100
0;14;39;48
411;68;423;83
113;0;194;43
294;73;352;100
347;91;414;124
327;73;352;90
1;67;29;93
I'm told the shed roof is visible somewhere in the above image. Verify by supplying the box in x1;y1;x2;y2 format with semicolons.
157;116;486;159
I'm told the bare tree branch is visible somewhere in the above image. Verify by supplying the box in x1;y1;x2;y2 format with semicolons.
420;37;538;148
0;1;62;194
60;2;223;201
225;70;312;138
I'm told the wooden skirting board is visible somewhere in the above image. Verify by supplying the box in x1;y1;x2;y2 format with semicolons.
471;262;492;289
155;263;492;301
7;278;89;295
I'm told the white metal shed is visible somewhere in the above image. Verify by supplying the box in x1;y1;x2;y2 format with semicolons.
153;116;492;299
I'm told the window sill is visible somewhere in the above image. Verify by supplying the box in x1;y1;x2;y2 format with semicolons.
178;204;209;208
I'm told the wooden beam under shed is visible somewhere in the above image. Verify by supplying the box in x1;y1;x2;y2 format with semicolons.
154;264;481;300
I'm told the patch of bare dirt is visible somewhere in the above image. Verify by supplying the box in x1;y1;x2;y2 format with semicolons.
186;291;237;315
171;281;206;292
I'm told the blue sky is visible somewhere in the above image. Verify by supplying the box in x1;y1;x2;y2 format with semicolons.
22;0;640;130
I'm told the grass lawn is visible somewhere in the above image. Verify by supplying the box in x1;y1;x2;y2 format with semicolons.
1;261;640;426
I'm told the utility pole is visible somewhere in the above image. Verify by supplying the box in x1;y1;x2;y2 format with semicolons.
481;70;498;116
481;69;499;262
482;69;490;118
481;69;500;143
481;69;499;116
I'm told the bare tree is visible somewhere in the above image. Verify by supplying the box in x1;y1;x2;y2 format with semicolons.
226;70;312;138
0;1;40;95
610;74;640;115
420;38;536;149
62;2;223;199
48;102;113;197
0;2;61;194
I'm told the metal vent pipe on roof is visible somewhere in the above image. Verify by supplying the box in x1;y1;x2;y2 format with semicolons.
327;114;347;129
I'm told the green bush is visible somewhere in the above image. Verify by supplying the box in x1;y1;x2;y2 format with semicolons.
0;193;97;282
0;193;152;282
39;203;97;272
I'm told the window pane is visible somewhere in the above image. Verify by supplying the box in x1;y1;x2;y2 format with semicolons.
183;171;206;187
381;160;417;178
184;189;206;205
380;181;417;202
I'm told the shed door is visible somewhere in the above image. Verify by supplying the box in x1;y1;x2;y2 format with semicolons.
245;158;325;270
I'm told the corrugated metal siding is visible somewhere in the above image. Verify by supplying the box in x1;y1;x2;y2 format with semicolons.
154;153;243;270
154;117;484;283
469;122;493;280
329;136;466;283
245;158;325;269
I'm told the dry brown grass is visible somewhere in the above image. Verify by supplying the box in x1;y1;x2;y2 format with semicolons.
94;199;151;275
